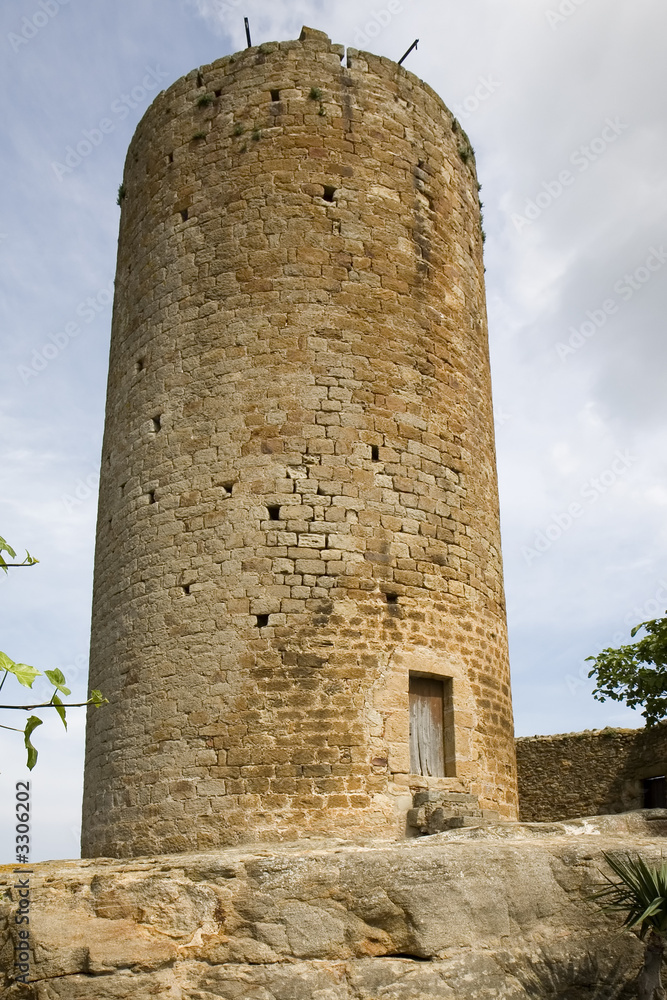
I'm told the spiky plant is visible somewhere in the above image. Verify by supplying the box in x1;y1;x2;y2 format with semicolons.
590;853;667;999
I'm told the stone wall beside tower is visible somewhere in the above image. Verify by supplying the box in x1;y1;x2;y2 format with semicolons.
81;26;518;858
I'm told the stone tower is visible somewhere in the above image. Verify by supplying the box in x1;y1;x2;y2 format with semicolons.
81;26;518;859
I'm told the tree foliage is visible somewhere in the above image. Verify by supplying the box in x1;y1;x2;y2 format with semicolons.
586;614;667;727
1;533;106;769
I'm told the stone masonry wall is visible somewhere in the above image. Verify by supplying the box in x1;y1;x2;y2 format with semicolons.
81;26;517;858
516;724;667;822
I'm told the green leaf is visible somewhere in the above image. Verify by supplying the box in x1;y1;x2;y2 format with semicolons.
45;668;71;696
0;535;17;568
51;693;67;730
24;716;43;770
89;689;108;707
629;897;666;927
0;652;41;688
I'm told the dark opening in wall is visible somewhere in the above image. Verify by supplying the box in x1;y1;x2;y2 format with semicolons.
386;592;399;605
148;491;156;504
215;89;222;97
222;482;234;495
135;358;145;373
384;954;432;962
323;185;336;202
256;614;269;628
371;444;380;461
197;72;204;87
167;152;174;163
643;776;667;809
151;415;162;432
270;89;280;102
180;208;189;222
120;482;127;496
267;505;280;520
182;584;191;595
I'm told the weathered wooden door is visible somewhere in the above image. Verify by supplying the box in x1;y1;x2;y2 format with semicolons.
409;675;446;777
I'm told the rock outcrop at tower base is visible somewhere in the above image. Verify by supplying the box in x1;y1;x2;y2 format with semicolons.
4;814;666;998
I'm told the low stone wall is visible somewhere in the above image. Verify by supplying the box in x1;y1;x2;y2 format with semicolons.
516;724;667;822
3;814;666;999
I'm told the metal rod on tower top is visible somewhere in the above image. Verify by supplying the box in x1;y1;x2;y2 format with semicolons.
398;39;419;66
244;17;252;48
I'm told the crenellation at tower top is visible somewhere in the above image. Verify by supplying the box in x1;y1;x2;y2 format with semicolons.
81;27;517;859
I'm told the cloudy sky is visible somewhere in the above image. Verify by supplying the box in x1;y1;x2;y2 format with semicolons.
1;0;665;862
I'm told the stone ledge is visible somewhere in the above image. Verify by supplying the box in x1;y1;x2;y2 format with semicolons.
1;813;664;998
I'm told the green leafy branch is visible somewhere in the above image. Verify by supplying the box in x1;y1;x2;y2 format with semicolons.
0;652;107;769
0;534;38;570
586;613;667;727
1;533;107;769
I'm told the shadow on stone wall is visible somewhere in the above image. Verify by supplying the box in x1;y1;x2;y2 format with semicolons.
516;950;634;999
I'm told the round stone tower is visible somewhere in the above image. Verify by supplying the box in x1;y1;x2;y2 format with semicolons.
81;26;518;858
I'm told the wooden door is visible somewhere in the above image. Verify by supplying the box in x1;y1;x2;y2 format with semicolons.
409;675;446;777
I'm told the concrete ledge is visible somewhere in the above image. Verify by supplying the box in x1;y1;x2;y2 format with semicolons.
2;814;662;998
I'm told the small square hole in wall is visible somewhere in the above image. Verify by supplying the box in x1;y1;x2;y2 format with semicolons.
323;185;336;203
222;482;234;495
270;89;280;102
180;208;189;222
215;89;222;97
148;490;156;504
386;592;399;605
167;152;174;163
267;505;280;520
182;584;191;595
256;614;269;628
371;445;380;461
151;415;162;432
